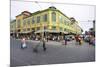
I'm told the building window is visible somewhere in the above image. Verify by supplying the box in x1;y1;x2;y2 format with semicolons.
64;28;67;31
27;19;30;25
52;26;56;30
17;19;21;28
66;20;70;25
43;14;47;22
59;16;63;23
32;28;35;31
64;20;67;25
37;16;40;23
37;27;40;30
27;28;30;31
18;29;20;32
52;12;56;22
60;27;63;31
32;17;35;24
23;20;26;26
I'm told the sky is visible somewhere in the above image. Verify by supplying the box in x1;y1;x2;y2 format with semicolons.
11;0;96;33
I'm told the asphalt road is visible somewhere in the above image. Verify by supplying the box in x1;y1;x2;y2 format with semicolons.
10;38;95;67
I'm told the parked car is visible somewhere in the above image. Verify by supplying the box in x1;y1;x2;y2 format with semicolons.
84;35;90;42
65;35;74;41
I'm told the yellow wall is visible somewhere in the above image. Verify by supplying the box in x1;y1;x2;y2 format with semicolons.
13;9;82;34
16;14;24;32
10;21;16;32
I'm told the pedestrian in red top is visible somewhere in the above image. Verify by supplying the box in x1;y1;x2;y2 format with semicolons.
75;35;79;45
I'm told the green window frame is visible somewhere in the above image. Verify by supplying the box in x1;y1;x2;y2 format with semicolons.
23;20;26;26
52;26;56;30
64;28;67;31
32;17;35;24
52;12;56;22
60;27;63;31
27;19;30;25
64;20;67;25
59;16;63;23
37;16;40;23
43;14;47;22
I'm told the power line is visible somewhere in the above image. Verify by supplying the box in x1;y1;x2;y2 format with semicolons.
11;0;95;23
11;0;95;6
34;1;42;10
79;20;94;22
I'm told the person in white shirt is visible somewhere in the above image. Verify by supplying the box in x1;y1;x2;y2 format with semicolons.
21;37;27;49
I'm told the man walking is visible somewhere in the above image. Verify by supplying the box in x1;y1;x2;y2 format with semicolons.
43;37;46;51
64;36;67;45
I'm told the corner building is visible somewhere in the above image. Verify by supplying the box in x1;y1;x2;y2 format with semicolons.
11;6;83;39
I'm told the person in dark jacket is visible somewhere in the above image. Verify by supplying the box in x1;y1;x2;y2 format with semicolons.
64;36;67;45
43;37;46;51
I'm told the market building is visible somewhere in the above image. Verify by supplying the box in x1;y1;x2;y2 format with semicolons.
10;6;83;40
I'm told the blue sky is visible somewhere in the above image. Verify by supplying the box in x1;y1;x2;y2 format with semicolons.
11;0;95;33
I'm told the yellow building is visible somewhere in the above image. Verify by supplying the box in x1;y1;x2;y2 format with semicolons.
10;6;83;39
10;20;16;36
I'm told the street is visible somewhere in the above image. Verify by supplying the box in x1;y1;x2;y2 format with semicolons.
10;38;95;67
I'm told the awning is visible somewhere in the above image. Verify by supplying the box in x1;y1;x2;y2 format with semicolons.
63;32;68;34
34;29;68;34
35;30;60;33
18;31;32;34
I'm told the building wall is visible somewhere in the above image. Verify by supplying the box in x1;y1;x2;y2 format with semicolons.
10;20;16;33
11;7;82;35
16;14;24;33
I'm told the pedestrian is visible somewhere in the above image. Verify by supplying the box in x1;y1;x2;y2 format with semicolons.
58;36;60;42
47;36;49;42
21;37;27;49
75;35;79;45
43;37;46;51
89;35;92;45
78;37;82;45
64;36;67;45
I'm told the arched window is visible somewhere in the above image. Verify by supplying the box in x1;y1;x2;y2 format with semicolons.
59;16;63;23
37;16;40;23
23;20;26;27
52;12;56;22
32;17;35;24
43;14;47;22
